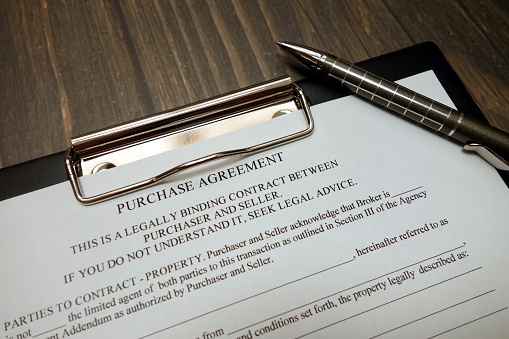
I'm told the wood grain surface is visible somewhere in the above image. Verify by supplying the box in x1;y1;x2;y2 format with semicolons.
1;0;508;169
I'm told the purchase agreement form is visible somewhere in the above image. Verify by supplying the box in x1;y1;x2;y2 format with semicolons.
1;72;508;338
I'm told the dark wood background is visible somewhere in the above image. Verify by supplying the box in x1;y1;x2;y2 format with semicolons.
1;0;509;169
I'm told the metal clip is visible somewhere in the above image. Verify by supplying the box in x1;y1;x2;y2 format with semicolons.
66;78;314;204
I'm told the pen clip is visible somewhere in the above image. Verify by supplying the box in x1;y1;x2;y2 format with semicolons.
463;143;509;171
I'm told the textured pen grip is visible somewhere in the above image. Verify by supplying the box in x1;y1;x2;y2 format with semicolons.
321;55;466;137
321;55;509;159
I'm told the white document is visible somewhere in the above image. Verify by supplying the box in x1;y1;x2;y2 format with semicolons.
1;72;508;338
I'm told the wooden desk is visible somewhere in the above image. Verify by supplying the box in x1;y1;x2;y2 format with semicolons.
1;0;508;169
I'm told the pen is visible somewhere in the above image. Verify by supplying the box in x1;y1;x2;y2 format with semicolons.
276;41;509;170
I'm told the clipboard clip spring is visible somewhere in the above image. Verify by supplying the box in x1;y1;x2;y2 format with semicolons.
66;77;314;205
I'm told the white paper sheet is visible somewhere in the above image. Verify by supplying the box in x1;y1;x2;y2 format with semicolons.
1;71;508;338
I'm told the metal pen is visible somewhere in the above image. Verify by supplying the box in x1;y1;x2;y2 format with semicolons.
276;41;509;170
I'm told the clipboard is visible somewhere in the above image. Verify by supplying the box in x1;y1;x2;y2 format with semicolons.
1;41;507;202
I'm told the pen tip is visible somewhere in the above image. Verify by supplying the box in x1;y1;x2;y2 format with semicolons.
274;41;323;71
275;41;290;49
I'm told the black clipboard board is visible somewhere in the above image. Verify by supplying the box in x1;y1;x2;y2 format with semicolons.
1;42;507;202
